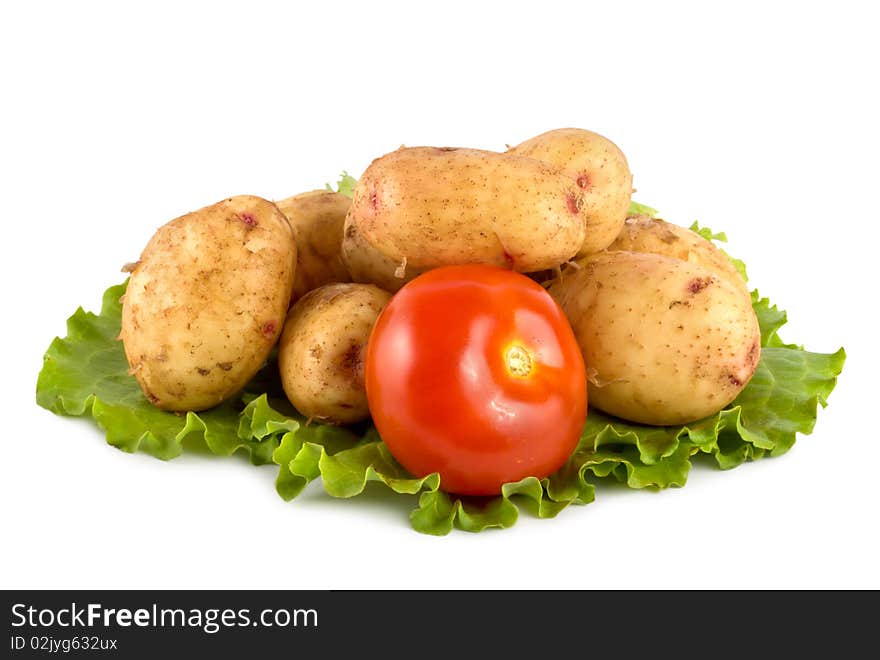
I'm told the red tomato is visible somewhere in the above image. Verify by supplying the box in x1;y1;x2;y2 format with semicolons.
365;265;587;496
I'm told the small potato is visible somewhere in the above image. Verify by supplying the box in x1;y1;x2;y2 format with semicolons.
341;219;428;293
345;146;585;284
508;128;633;256
278;283;391;424
122;195;296;411
549;251;760;425
608;215;749;297
275;190;351;301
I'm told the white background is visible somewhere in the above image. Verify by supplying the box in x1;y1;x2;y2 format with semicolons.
2;1;877;589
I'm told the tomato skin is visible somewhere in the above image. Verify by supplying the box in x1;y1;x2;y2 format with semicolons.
365;265;587;496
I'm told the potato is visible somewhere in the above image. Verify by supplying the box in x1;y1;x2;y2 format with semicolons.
342;220;429;293
608;214;749;296
121;195;296;412
343;146;585;287
549;251;760;425
275;190;351;301
278;283;391;424
508;128;632;256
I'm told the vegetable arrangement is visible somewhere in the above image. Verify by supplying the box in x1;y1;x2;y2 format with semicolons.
36;128;845;534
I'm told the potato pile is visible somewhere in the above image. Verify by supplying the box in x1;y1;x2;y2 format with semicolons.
120;127;760;427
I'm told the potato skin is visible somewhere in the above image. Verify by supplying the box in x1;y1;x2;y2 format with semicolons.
121;195;296;412
608;215;749;297
509;128;632;256
278;283;391;424
549;251;760;425
275;190;351;301
341;220;429;293
345;146;586;280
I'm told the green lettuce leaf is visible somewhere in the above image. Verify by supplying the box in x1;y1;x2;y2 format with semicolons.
36;214;845;535
325;171;358;198
35;282;283;464
628;200;659;217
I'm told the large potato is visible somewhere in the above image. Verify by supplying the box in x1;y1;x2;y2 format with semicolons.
275;190;351;301
608;214;749;296
121;195;296;411
344;146;585;285
278;283;391;424
549;251;760;425
508;128;632;256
